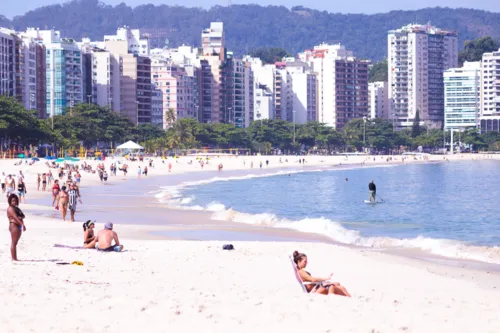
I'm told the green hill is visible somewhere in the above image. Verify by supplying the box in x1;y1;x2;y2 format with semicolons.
2;0;500;60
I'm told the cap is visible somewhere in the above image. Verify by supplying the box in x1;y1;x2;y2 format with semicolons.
104;222;113;230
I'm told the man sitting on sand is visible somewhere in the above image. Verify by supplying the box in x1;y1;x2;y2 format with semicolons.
95;222;124;252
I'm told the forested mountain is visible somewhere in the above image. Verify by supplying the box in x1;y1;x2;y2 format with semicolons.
2;0;500;60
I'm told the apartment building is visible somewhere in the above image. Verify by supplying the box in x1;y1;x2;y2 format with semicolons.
287;63;317;124
368;81;389;119
103;27;150;56
388;24;458;129
106;40;151;125
151;57;199;128
310;44;369;129
0;28;16;98
444;62;480;131
480;49;500;132
202;22;224;61
23;29;84;117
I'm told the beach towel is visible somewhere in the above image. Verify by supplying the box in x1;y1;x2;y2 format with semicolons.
53;244;87;249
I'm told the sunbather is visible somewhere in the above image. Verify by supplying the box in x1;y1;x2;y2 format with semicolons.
95;222;123;252
82;220;96;249
292;250;350;297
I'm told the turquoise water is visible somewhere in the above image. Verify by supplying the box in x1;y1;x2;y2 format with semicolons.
174;161;500;263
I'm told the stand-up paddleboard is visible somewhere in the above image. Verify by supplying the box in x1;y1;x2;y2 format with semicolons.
364;200;383;204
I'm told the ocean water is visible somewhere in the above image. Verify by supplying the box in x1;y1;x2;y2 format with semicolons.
161;161;500;264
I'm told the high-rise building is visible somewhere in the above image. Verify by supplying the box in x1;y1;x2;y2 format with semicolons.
444;62;480;131
103;27;150;56
287;63;317;124
368;81;389;119
0;28;16;98
202;22;224;61
388;24;458;129
105;40;152;125
151;57;199;128
480;49;500;133
309;44;369;128
23;29;84;117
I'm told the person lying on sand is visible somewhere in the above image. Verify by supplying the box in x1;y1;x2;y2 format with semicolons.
292;250;350;297
95;222;124;252
82;220;96;249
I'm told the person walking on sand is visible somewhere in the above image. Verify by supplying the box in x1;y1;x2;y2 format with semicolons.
1;172;6;193
57;185;69;221
68;183;82;222
7;194;26;261
37;173;41;191
52;180;60;207
137;166;142;179
95;222;124;252
17;178;27;204
42;173;47;191
368;180;377;203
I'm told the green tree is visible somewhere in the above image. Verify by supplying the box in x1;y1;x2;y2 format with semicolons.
411;110;421;138
249;47;290;64
369;60;388;83
165;108;176;126
458;37;499;66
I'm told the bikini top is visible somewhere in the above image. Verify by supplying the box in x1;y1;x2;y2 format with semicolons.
13;206;25;219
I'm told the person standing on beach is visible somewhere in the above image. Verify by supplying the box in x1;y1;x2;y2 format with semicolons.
37;174;41;191
52;180;60;207
42;173;47;191
57;186;69;221
6;175;15;198
17;178;27;204
1;172;6;193
7;194;26;261
368;180;377;203
68;183;82;222
137;166;142;179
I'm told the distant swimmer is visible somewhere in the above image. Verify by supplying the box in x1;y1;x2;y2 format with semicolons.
345;178;348;182
368;180;376;203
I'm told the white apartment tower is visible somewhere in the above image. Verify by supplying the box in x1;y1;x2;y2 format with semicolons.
480;49;500;132
287;63;317;124
24;29;84;117
103;27;150;56
368;81;389;119
444;62;480;131
202;22;225;61
388;23;458;129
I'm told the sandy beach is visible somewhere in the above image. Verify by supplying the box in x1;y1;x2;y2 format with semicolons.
2;153;500;332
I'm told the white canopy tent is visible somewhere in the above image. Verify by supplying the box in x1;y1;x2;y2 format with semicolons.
116;141;144;150
115;141;144;157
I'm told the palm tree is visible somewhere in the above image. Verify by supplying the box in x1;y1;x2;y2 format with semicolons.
165;108;177;127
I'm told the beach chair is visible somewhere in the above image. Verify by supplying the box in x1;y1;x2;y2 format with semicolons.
289;256;322;293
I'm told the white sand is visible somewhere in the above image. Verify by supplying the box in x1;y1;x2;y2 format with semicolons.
1;153;500;332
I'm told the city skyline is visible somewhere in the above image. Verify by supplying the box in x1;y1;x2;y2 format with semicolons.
2;0;500;19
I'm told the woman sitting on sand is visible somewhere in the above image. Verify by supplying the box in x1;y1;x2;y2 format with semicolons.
82;220;96;248
292;251;351;297
7;194;26;261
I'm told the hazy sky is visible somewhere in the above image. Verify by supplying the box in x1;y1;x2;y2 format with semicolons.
2;0;500;18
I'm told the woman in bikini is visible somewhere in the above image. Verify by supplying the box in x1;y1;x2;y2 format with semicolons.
292;251;351;297
57;185;69;221
52;180;60;207
82;220;96;248
7;194;26;261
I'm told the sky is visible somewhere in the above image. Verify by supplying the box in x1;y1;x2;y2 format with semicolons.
2;0;500;19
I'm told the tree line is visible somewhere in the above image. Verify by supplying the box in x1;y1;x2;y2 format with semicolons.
2;96;500;155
